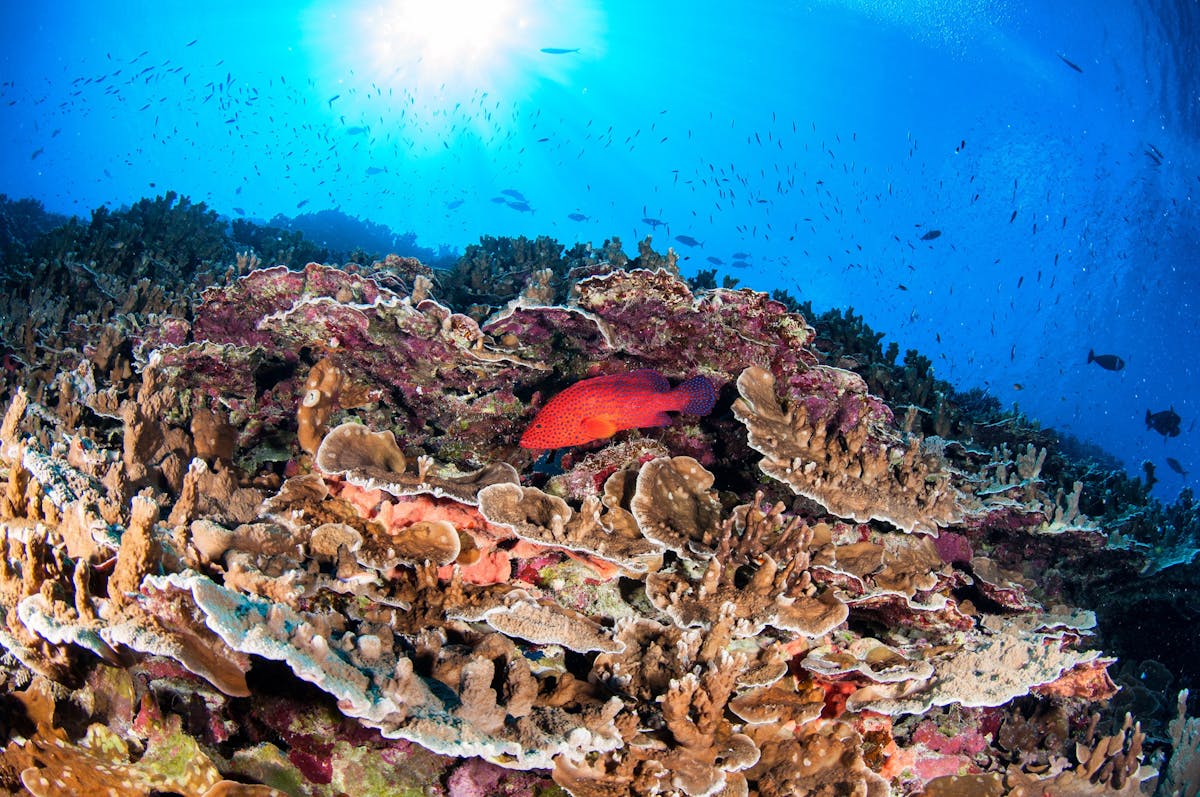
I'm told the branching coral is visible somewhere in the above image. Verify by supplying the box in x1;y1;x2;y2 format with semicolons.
733;365;962;534
646;553;847;640
561;617;763;797
747;720;891;797
1162;690;1200;797
0;249;1171;797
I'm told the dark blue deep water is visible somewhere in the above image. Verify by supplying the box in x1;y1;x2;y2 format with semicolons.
2;0;1197;501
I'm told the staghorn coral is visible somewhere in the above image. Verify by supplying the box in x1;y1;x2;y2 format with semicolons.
444;234;571;315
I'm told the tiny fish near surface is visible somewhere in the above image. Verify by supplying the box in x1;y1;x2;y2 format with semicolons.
520;369;717;449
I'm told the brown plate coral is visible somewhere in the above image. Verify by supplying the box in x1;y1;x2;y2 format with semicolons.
0;238;1192;797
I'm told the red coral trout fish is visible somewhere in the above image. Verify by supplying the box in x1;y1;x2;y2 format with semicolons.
520;369;717;449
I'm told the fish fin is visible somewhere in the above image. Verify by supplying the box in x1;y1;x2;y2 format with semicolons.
621;369;671;392
588;370;670;393
647;411;674;427
1088;349;1095;363
582;417;620;440
672;375;717;416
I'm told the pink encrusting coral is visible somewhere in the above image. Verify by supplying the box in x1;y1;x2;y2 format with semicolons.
0;241;1185;797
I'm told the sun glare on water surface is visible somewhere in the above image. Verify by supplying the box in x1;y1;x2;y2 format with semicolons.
304;0;602;145
365;0;526;84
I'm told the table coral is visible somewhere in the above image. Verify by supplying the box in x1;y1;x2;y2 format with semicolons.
477;480;662;573
733;365;962;534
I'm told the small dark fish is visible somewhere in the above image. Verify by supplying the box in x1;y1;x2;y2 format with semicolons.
345;126;369;136
327;94;340;107
501;188;527;201
366;166;386;175
920;229;942;241
490;196;508;203
296;199;310;209
674;235;702;247
1147;407;1182;438
30;147;43;160
233;207;245;215
732;251;750;259
539;47;580;54
1087;349;1125;371
1057;53;1083;72
730;260;751;269
1009;210;1018;223
506;200;533;213
641;217;667;228
567;212;589;222
1013;383;1024;391
706;256;724;265
531;448;567;476
186;39;198;47
897;284;908;291
1166;457;1188;476
446;199;464;210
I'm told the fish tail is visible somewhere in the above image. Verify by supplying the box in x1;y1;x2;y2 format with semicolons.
673;375;717;416
1087;349;1095;363
1146;410;1152;428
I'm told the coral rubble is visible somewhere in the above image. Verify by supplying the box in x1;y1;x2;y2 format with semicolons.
0;225;1193;797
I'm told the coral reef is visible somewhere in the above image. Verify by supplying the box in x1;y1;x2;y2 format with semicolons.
0;226;1195;797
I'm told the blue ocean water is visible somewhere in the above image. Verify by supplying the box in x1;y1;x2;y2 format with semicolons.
1;0;1196;501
